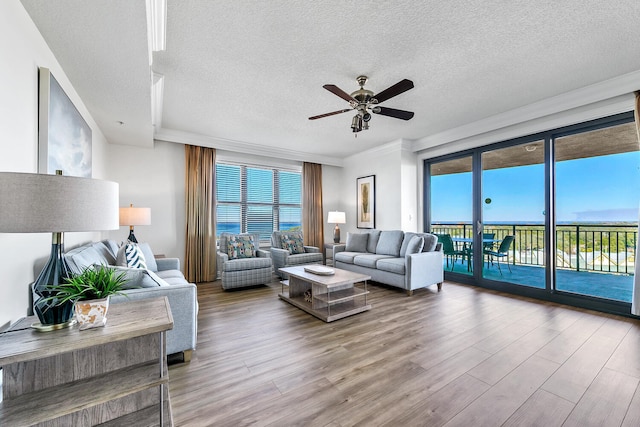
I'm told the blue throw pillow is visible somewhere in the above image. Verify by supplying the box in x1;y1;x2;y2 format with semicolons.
404;236;424;256
345;232;368;252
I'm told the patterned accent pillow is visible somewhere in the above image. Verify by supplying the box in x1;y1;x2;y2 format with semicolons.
116;241;147;269
280;233;305;254
227;235;256;260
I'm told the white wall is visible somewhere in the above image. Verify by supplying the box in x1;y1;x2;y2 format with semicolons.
321;164;344;243
340;139;418;236
0;1;111;328
401;145;418;232
105;141;186;260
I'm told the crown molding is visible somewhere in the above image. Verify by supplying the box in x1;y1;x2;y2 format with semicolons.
146;0;166;56
154;127;345;167
151;72;164;129
412;70;640;152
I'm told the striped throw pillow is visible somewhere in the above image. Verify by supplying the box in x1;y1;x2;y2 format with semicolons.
117;241;148;269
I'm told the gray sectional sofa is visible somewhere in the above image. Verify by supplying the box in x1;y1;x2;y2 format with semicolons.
334;230;444;295
61;239;198;359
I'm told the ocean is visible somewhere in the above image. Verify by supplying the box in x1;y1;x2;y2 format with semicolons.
217;222;301;235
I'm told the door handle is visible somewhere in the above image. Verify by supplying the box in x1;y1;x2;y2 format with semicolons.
477;221;482;235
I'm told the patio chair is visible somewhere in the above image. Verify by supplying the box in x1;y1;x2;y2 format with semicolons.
482;233;496;251
437;234;470;271
484;235;515;274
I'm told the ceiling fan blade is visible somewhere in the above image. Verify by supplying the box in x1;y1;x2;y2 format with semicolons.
372;106;414;120
323;84;357;103
373;79;414;103
309;108;352;120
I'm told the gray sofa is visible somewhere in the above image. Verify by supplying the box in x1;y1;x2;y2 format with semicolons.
62;239;198;359
334;230;444;295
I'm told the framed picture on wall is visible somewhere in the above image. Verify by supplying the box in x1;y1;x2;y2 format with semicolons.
356;175;375;229
38;67;92;177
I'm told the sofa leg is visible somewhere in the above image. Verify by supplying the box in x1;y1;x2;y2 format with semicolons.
407;290;414;296
437;282;443;291
182;350;193;363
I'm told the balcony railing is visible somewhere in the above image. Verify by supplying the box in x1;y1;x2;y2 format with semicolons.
431;223;637;275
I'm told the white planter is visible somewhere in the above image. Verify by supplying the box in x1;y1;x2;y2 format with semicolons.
75;297;110;330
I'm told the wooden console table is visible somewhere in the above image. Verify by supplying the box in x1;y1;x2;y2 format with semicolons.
0;296;174;426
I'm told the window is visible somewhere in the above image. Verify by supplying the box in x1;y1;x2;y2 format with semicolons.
216;162;302;242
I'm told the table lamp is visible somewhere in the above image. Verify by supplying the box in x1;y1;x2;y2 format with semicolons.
119;203;151;243
0;171;119;330
327;211;346;243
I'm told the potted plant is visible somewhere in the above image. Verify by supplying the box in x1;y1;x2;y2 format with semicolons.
46;265;128;330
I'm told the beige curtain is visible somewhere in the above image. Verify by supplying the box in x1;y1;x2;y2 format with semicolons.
302;162;324;249
184;145;216;283
633;91;640;315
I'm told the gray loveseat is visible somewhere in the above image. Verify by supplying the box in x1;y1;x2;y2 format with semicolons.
62;239;198;360
334;230;444;295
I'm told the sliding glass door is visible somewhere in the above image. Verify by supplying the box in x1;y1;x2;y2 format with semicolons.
554;122;640;302
424;112;637;312
481;140;546;288
429;156;473;276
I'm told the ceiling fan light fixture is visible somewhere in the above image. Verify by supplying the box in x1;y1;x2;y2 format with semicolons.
310;75;415;133
351;114;362;133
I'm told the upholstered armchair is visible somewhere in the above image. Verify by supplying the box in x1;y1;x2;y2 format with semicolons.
270;231;323;279
216;232;273;290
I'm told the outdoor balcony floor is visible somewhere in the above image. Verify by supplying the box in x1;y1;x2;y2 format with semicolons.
445;258;634;303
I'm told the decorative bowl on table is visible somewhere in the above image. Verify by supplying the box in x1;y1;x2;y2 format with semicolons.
304;265;335;276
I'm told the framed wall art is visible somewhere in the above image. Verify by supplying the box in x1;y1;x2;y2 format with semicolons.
356;175;375;229
38;67;92;177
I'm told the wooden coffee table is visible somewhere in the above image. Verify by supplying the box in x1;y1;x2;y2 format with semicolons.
279;266;371;322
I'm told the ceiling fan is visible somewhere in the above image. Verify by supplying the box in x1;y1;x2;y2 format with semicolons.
309;75;414;134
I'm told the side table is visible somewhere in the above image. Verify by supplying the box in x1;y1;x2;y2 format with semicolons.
324;242;345;265
0;296;174;426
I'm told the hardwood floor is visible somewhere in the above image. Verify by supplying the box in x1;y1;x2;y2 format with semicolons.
168;277;640;426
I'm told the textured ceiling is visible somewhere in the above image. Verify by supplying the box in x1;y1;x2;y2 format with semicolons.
20;0;640;164
21;0;153;147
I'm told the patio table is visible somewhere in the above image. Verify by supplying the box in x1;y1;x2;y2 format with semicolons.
451;237;501;271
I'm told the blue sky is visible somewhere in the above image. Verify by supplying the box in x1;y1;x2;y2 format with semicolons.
431;151;640;224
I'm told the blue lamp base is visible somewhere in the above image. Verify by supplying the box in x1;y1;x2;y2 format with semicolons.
32;233;75;328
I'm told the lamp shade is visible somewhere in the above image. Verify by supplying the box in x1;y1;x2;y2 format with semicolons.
327;211;346;224
119;205;151;226
0;172;119;233
0;172;119;328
